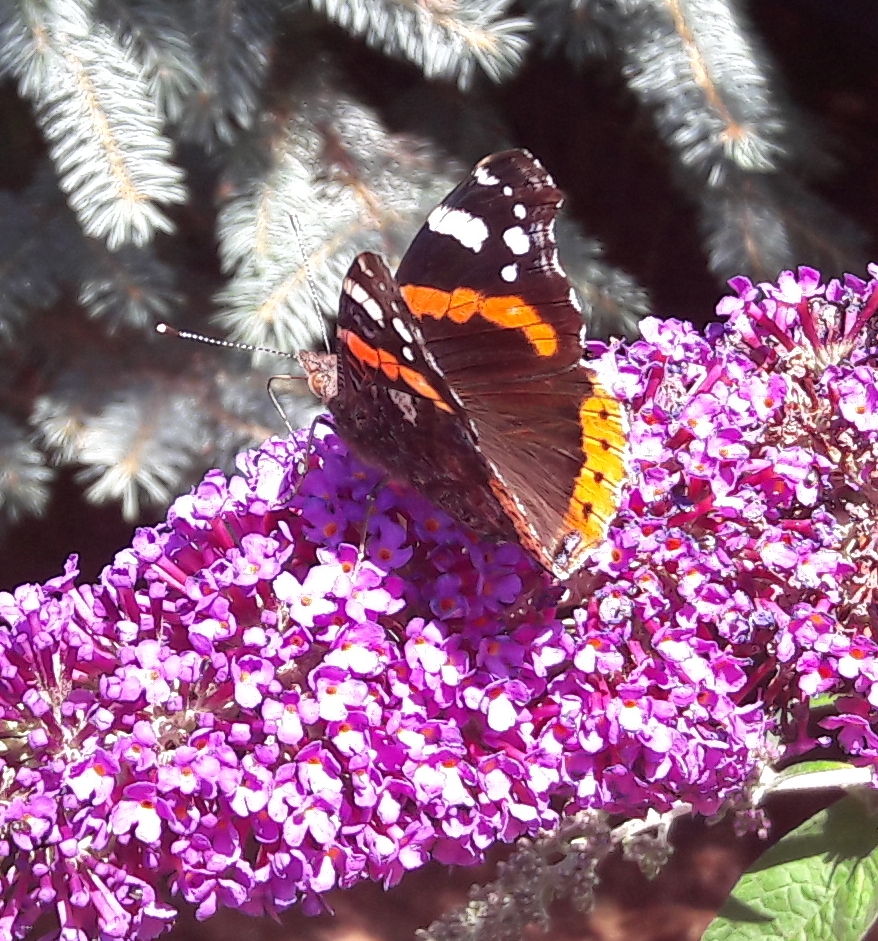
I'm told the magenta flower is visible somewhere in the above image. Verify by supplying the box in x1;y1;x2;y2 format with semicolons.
273;566;339;627
110;782;171;844
1;264;877;941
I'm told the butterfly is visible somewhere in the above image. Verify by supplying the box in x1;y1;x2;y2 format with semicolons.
297;149;628;580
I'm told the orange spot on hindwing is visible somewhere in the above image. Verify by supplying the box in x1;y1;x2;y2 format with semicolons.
482;373;628;580
401;284;559;358
559;378;628;567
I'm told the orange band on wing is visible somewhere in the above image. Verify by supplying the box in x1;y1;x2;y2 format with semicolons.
338;328;454;413
562;382;628;546
401;284;558;358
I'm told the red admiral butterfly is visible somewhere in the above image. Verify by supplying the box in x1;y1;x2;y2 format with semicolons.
298;149;629;580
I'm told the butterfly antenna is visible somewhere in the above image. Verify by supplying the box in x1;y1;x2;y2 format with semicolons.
290;212;332;354
155;323;296;360
156;323;304;435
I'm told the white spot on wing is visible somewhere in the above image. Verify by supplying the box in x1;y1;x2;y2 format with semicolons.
500;263;518;283
474;165;500;186
503;226;530;256
346;279;386;324
502;185;513;196
560;531;583;556
392;317;414;343
357;257;374;278
388;389;417;424
402;346;415;363
365;297;386;322
427;206;489;252
513;203;526;220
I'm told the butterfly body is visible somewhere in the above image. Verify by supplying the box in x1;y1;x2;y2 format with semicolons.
299;149;628;580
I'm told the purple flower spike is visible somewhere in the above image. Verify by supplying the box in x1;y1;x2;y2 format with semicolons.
2;265;878;941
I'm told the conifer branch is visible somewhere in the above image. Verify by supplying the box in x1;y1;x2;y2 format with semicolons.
0;163;84;341
523;0;867;284
32;352;318;513
0;416;53;523
702;172;867;281
178;0;281;147
1;3;187;250
0;191;62;339
30;391;86;466
309;0;531;89
520;0;616;63
620;0;786;184
98;0;203;123
0;0;92;100
214;90;458;353
78;243;180;331
72;389;210;520
40;28;186;248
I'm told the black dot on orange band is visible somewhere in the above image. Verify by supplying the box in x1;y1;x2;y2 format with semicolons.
600;438;611;451
598;407;609;420
594;471;605;484
582;502;594;518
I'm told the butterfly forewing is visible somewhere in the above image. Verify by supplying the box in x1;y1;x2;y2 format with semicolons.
326;253;520;545
396;149;583;381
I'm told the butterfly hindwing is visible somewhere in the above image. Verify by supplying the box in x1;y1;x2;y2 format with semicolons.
395;150;628;576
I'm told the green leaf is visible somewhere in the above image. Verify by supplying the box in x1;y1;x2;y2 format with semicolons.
774;760;855;781
765;761;876;796
809;693;842;709
703;795;878;941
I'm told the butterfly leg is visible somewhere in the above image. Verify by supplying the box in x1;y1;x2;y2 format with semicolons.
267;374;303;436
285;412;337;499
354;475;387;571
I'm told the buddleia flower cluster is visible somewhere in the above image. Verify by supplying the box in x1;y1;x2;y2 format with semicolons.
1;264;877;941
